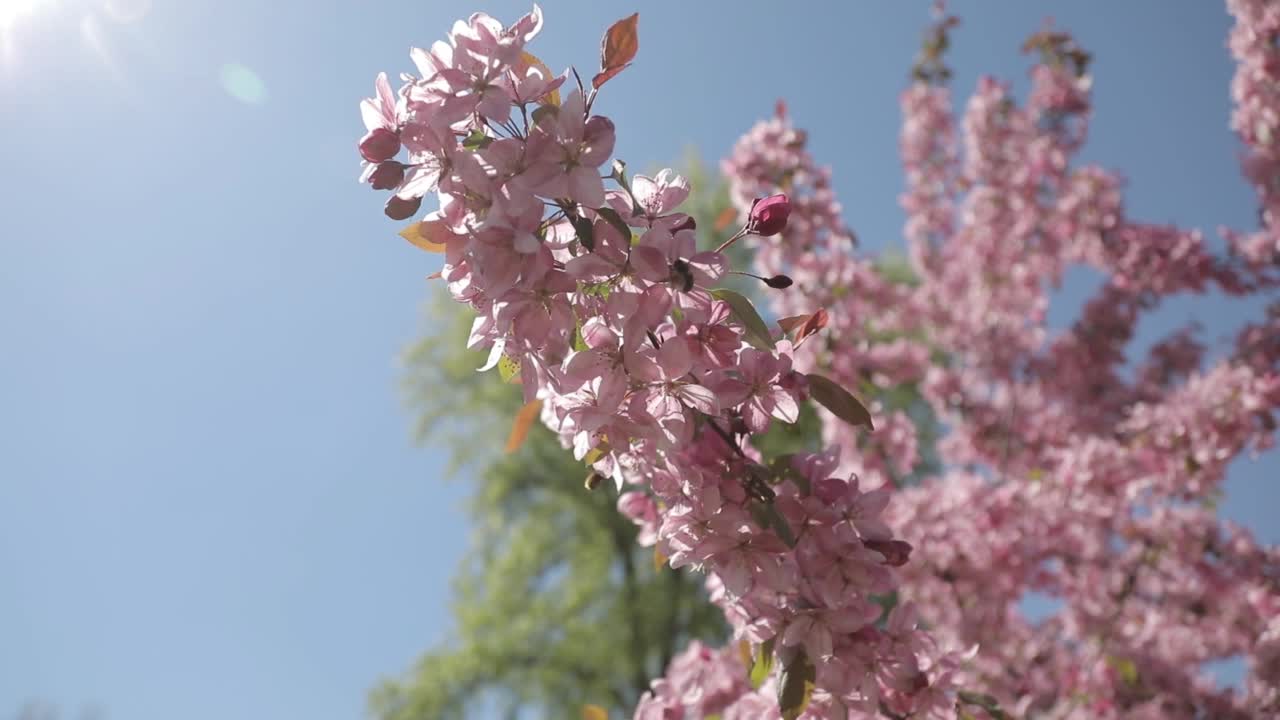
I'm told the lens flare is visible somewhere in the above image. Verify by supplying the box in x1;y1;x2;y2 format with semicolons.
0;0;53;30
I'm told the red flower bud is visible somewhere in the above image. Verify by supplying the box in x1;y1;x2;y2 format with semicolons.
384;194;422;221
359;127;401;163
369;161;405;190
864;539;914;567
749;194;791;236
671;215;697;233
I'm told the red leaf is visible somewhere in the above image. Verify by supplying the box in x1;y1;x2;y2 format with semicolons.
592;13;638;89
794;308;829;348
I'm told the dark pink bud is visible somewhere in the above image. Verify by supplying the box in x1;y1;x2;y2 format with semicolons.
864;539;914;567
369;161;405;190
359;127;401;163
764;274;793;289
749;194;791;236
384;194;422;221
671;215;697;233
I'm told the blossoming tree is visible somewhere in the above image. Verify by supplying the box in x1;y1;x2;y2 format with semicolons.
354;3;1279;718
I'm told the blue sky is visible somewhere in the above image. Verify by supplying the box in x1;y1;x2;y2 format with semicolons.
1;1;1275;719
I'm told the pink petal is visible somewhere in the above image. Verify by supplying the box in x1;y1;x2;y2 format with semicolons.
676;383;719;415
630;245;669;282
769;388;800;424
658;336;694;378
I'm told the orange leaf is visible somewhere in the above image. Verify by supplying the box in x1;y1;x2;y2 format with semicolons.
777;314;811;335
399;219;448;253
582;705;608;720
714;206;739;232
653;546;668;573
593;13;638;89
737;638;753;669
519;51;561;106
505;399;543;454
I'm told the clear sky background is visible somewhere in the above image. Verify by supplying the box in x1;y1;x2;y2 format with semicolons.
1;1;1275;719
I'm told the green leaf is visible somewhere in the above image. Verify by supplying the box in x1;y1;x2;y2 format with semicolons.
595;206;633;247
570;213;595;252
766;454;806;489
777;650;815;720
462;128;492;151
1106;656;1139;686
957;690;1011;720
711;288;775;350
498;354;521;384
806;373;873;429
749;502;796;547
871;590;899;618
530;103;558;127
748;638;775;689
572;313;588;352
582;440;611;466
579;280;613;299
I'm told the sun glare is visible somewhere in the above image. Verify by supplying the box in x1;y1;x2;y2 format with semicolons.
0;0;53;30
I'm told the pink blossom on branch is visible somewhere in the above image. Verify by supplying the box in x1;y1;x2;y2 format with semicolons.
355;3;1280;719
715;7;1280;718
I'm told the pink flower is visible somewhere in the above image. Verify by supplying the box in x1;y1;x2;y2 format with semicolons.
608;169;694;229
781;602;882;661
715;347;800;433
525;90;616;207
630;337;720;444
631;224;728;292
503;51;566;105
560;372;627;459
749;194;791;236
359;72;400;135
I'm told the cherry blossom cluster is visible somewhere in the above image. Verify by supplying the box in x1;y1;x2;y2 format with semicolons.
1225;0;1280;269
356;6;949;718
700;7;1280;718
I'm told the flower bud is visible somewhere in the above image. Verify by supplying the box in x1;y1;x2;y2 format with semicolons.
671;215;697;233
359;127;401;163
384;194;422;221
369;161;405;190
749;194;791;236
864;539;914;567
